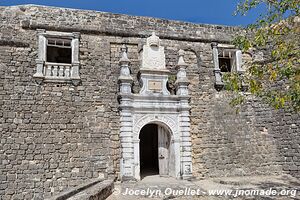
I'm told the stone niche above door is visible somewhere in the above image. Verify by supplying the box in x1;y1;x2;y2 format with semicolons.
118;32;193;181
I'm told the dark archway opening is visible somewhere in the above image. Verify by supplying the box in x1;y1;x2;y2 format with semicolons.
139;124;159;179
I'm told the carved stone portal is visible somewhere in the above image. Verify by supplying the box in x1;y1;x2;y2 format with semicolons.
118;32;192;181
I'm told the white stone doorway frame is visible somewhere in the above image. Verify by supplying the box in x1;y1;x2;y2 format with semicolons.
119;94;193;182
132;116;181;181
118;33;193;181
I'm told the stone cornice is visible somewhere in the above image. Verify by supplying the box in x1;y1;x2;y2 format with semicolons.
21;21;234;44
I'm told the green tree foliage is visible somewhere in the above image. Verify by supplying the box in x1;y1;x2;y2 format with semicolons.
225;0;300;112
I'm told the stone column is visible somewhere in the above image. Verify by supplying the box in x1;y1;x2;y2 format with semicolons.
211;42;224;90
175;50;193;179
118;45;134;181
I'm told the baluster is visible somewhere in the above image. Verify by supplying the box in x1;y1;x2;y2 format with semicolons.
65;66;70;78
59;65;64;77
46;64;52;77
53;66;58;77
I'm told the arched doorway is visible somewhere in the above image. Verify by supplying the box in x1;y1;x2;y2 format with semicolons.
139;124;159;178
139;123;173;179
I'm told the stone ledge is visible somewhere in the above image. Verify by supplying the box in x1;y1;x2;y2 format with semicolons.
68;180;114;200
47;179;114;200
21;21;233;44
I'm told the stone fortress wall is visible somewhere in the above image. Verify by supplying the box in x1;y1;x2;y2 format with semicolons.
0;5;299;199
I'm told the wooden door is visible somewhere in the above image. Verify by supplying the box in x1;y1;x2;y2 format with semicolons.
158;126;169;176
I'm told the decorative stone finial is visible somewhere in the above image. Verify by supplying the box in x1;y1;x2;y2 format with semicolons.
121;44;127;52
177;49;188;67
178;49;184;56
119;44;130;65
211;42;218;48
175;49;189;96
118;44;133;94
147;32;160;47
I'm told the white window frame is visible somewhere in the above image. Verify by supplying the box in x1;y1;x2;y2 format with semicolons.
212;43;244;90
217;45;244;73
33;29;81;85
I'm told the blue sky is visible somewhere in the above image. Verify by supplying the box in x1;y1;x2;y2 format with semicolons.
0;0;264;26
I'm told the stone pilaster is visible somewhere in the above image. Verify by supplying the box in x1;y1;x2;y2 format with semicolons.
180;109;193;180
119;109;134;181
118;44;134;181
175;50;193;179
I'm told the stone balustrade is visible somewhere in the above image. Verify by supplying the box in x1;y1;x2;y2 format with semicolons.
34;61;81;85
44;62;72;79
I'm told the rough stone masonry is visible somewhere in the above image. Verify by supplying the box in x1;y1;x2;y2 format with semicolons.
0;4;299;200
